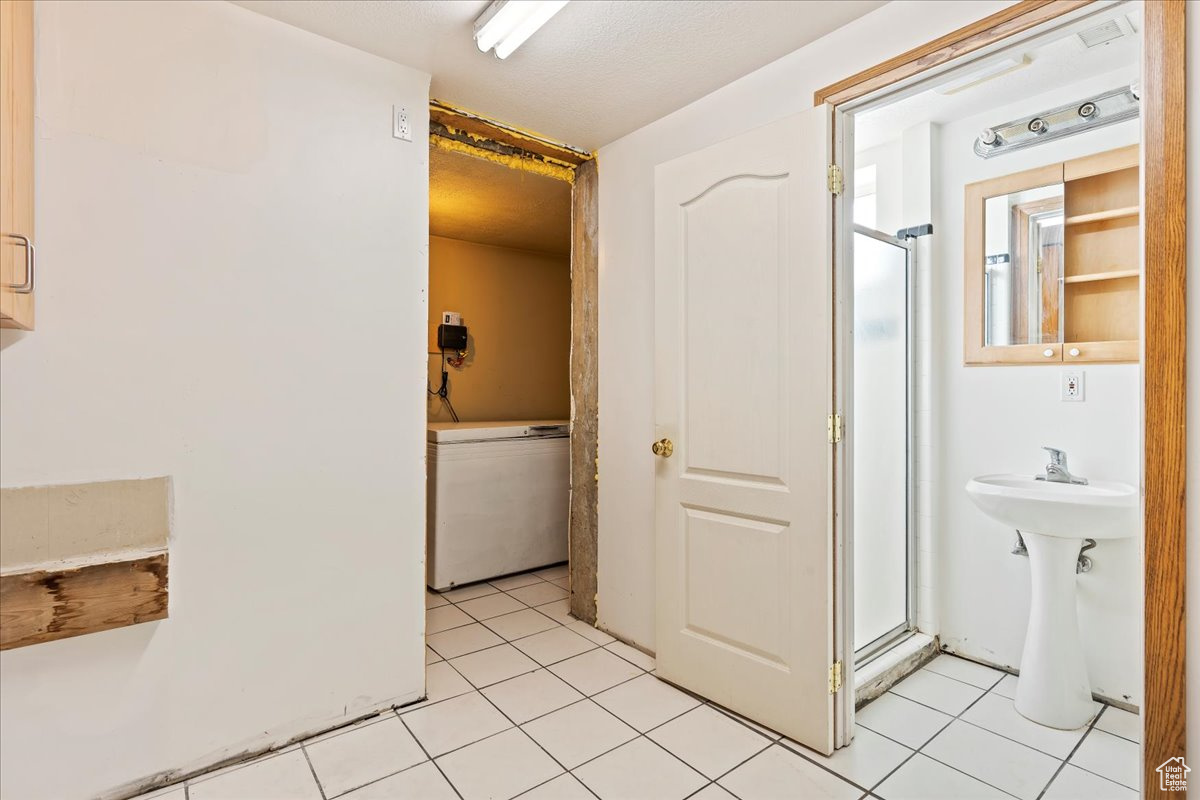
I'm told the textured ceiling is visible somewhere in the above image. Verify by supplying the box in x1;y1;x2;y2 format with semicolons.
230;0;885;150
430;146;571;255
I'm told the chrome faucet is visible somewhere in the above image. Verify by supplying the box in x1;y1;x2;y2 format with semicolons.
1036;446;1088;485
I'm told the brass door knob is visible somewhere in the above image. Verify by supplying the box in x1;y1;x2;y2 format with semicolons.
651;438;674;458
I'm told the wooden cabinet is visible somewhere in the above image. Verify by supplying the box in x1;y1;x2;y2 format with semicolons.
1;0;34;330
964;144;1139;365
1061;145;1139;363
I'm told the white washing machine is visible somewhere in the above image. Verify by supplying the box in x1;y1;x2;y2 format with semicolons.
427;420;569;591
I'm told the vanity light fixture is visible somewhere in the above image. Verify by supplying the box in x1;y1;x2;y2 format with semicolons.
973;84;1140;159
474;0;569;60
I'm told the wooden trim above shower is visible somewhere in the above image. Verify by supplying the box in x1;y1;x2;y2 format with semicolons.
811;0;1091;108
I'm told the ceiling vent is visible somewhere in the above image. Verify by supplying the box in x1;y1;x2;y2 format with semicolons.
1075;17;1133;49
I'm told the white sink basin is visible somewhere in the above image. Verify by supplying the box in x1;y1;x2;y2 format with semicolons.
965;470;1139;730
965;473;1138;540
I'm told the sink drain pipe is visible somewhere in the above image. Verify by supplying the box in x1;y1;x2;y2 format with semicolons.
1012;531;1096;573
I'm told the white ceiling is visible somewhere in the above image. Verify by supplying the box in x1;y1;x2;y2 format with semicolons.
430;146;571;255
854;4;1141;151
230;0;885;150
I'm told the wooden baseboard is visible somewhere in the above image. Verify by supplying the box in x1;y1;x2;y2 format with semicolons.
0;552;168;650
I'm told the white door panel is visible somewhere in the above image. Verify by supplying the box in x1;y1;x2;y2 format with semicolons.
654;107;835;754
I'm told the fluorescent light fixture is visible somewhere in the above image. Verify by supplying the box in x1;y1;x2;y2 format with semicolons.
935;55;1031;95
474;0;568;60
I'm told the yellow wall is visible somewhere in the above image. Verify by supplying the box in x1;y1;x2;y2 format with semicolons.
428;235;570;422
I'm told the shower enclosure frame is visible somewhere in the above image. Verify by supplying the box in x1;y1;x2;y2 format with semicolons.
849;223;918;667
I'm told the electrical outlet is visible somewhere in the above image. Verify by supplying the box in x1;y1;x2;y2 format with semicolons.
393;105;412;142
1062;370;1084;402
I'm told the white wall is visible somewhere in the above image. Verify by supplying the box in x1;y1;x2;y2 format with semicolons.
856;139;903;232
0;3;431;798
931;70;1141;703
595;0;1014;649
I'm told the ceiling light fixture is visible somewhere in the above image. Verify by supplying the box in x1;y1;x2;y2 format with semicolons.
474;0;568;60
934;55;1031;95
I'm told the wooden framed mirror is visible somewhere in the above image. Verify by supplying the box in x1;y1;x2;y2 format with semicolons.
964;144;1139;366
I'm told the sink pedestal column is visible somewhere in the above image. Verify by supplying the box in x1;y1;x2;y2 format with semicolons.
1015;532;1094;730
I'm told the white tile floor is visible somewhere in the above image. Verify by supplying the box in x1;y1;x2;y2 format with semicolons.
134;568;1141;800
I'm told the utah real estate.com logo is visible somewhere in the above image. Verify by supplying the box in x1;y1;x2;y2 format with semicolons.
1157;757;1190;792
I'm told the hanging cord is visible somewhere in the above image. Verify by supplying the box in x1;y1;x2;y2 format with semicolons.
427;347;461;423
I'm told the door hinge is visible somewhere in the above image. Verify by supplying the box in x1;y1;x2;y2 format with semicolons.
829;661;843;694
827;414;843;444
827;164;844;195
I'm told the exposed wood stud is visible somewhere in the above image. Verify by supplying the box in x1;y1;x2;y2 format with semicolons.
568;159;599;624
0;552;169;650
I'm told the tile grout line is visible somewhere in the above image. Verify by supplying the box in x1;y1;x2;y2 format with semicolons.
688;725;778;799
863;743;923;796
432;564;560;600
434;634;720;798
1068;762;1141;792
839;667;1026;799
180;742;315;793
1033;707;1119;799
450;640;605;687
408;640;646;731
680;780;717;799
438;651;591;798
428;595;573;638
429;615;590;662
298;742;328;800
394;708;467;800
323;753;444;800
897;669;1055;800
771;739;875;796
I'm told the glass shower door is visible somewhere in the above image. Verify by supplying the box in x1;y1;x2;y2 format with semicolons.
852;225;915;661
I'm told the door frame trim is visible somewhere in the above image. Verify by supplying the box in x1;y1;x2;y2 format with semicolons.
818;0;1186;788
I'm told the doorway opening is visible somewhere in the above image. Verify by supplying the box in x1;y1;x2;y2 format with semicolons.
426;142;572;591
836;0;1149;773
424;102;600;687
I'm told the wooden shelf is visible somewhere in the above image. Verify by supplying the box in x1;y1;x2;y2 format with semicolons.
1064;269;1140;284
1064;206;1139;226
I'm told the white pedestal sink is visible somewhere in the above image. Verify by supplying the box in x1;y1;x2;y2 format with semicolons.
965;474;1138;729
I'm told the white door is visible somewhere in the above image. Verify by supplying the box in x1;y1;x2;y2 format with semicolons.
654;107;837;754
